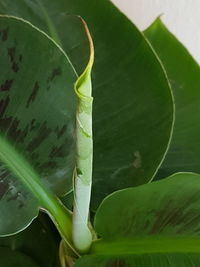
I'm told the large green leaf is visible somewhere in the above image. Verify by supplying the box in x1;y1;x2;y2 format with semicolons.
0;15;77;241
144;18;200;178
75;173;200;266
0;0;174;209
0;15;77;196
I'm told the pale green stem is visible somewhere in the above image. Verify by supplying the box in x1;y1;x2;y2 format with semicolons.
72;18;94;253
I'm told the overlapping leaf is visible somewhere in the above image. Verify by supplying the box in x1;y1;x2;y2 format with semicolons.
75;173;200;266
0;0;174;209
0;16;76;236
144;18;200;179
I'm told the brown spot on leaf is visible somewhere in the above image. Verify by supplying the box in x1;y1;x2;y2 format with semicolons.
26;82;39;108
149;199;184;234
0;79;13;91
27;121;52;152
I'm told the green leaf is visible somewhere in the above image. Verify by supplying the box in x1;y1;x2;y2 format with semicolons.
75;254;200;267
0;15;77;246
0;214;61;267
0;14;77;197
0;0;174;209
75;173;200;266
144;18;200;179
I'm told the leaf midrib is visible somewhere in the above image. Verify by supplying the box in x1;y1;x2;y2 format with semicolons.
91;237;200;255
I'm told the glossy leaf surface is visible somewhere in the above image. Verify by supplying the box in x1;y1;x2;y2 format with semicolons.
75;173;200;266
0;16;76;236
144;19;200;179
0;0;174;209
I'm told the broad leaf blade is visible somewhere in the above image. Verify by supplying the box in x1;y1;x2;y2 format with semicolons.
75;173;200;266
144;18;200;178
0;16;76;236
94;172;200;240
0;15;77;195
0;0;174;209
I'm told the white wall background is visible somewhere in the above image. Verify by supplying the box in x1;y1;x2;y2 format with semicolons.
112;0;200;64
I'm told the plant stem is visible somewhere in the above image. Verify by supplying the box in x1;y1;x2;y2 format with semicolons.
72;18;94;253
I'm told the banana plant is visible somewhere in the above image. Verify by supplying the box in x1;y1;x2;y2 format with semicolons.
0;0;200;266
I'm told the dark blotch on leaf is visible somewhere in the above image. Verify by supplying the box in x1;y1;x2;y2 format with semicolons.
12;62;19;72
0;79;13;91
26;82;39;108
7;47;15;63
49;145;65;158
27;121;52;152
0;96;10;117
0;115;29;143
0;28;8;41
18;124;29;143
30;119;37;131
55;125;67;139
0;181;9;200
48;67;62;82
7;47;19;72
